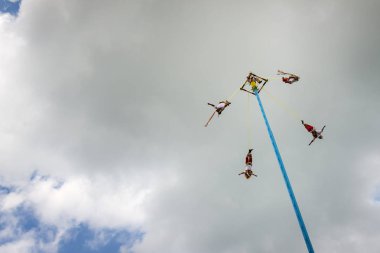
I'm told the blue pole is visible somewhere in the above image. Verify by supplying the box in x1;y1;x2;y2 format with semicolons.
254;90;314;253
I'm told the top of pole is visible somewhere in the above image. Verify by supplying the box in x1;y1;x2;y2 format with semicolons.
240;72;269;95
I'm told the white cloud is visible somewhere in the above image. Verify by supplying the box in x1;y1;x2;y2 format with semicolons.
0;192;24;210
25;174;151;228
0;172;157;252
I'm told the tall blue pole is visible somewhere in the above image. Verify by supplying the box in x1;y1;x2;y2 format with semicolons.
255;90;314;253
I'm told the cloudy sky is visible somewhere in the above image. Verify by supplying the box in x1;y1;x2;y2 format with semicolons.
0;0;380;252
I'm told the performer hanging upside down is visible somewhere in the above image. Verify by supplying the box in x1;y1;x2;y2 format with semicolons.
208;100;231;115
239;149;257;179
204;100;231;127
301;120;326;145
277;70;300;84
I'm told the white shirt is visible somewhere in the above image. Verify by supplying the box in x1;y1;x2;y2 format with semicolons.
216;102;226;109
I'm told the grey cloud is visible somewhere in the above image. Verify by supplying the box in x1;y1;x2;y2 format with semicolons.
0;0;380;252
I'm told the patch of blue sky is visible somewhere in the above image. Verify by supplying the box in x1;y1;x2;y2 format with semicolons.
30;170;49;182
375;186;380;202
0;204;58;245
14;205;40;231
16;205;59;243
0;220;12;245
30;170;64;189
0;0;21;16
58;224;144;253
0;173;144;252
0;185;14;194
0;202;144;252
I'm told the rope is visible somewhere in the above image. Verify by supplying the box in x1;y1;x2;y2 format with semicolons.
266;76;283;81
204;84;241;127
226;85;241;101
246;93;254;148
261;88;301;121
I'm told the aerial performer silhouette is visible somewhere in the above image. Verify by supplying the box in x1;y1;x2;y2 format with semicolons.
301;120;326;145
239;149;257;179
277;70;300;84
204;100;231;127
242;72;315;252
204;70;317;252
